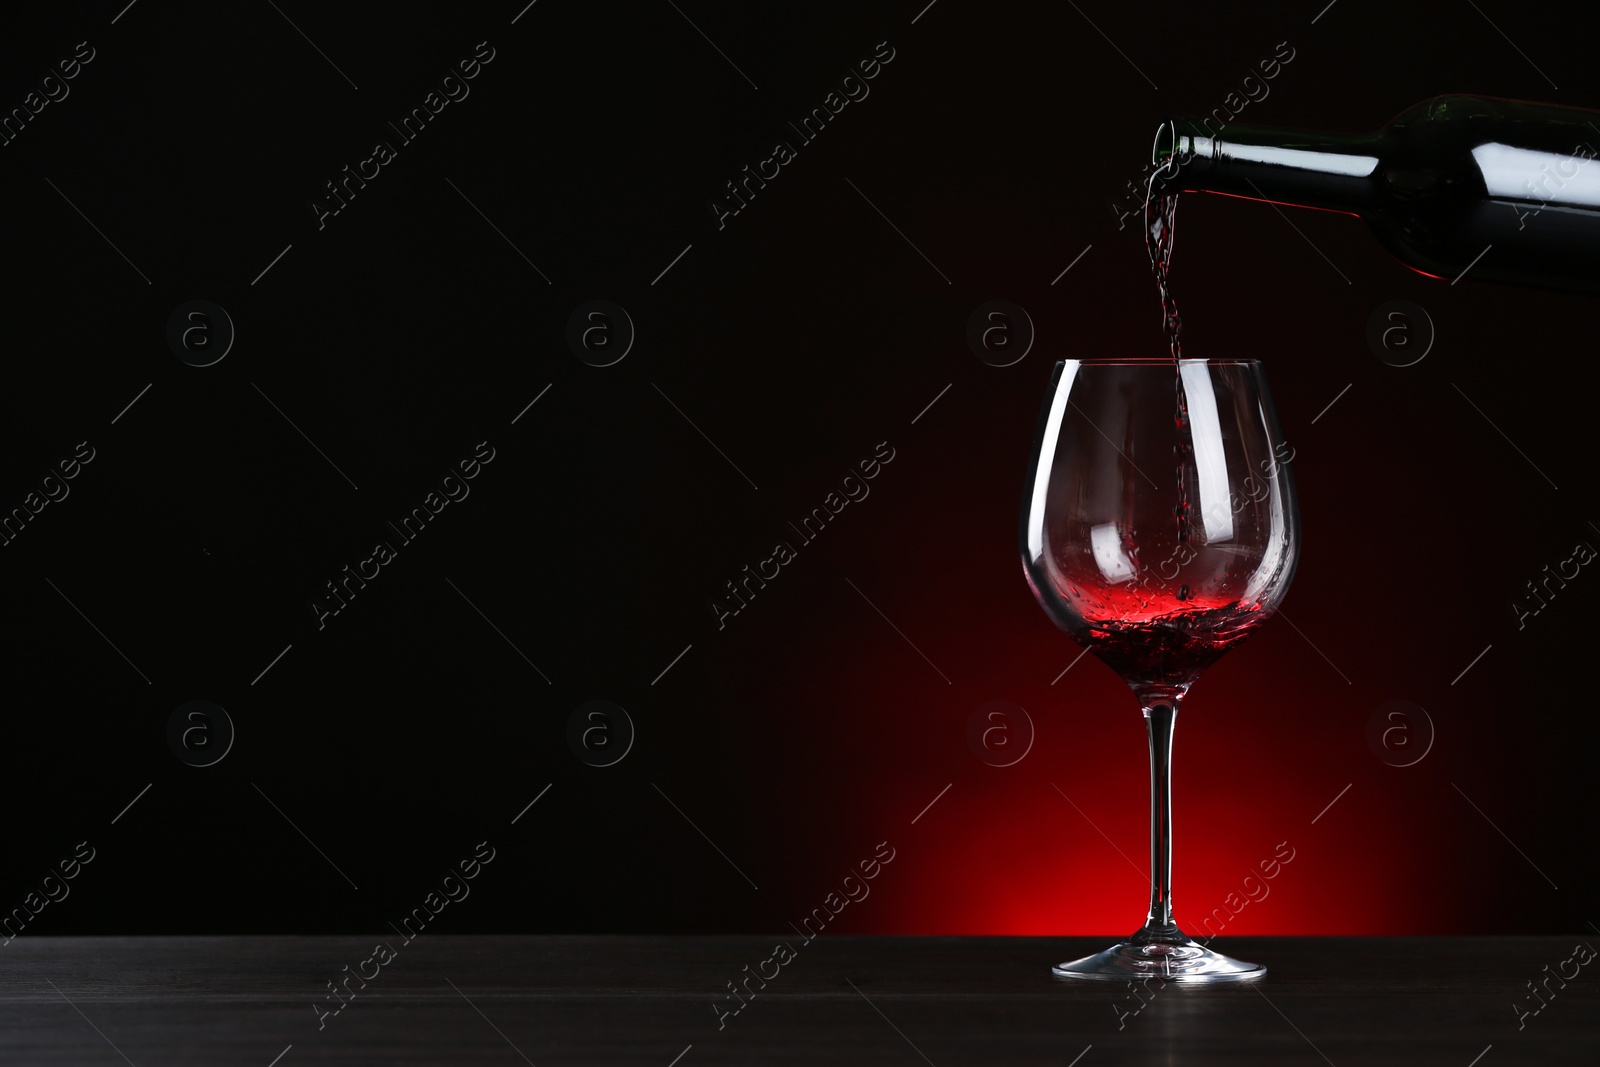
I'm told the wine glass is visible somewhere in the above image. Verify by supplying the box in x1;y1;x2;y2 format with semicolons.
1019;358;1299;981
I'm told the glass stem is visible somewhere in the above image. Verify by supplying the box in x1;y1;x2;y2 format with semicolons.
1139;701;1183;942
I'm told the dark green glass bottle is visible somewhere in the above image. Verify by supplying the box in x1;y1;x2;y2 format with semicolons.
1157;95;1600;294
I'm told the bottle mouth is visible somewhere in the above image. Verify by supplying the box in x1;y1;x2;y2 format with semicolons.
1151;120;1216;190
1151;119;1203;187
1151;119;1179;174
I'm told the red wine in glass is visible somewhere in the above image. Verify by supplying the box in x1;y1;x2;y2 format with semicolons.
1019;357;1299;981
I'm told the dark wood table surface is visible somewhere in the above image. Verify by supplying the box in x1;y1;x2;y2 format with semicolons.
2;936;1593;1065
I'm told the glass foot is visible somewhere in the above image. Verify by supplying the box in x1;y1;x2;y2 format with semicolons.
1052;937;1264;983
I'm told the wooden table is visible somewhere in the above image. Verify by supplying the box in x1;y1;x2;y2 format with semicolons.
2;936;1593;1064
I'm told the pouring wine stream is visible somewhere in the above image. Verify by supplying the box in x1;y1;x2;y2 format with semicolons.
1055;125;1267;980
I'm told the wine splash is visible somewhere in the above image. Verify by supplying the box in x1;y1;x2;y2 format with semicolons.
1146;131;1194;561
1084;604;1268;687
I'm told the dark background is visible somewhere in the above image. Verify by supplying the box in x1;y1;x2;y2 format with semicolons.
1;0;1593;938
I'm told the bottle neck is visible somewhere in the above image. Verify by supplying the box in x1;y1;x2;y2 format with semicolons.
1157;120;1383;215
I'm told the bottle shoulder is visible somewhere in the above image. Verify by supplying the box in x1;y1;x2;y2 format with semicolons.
1387;94;1496;127
1377;95;1600;202
1383;94;1600;148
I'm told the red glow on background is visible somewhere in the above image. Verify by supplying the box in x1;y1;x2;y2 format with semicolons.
752;535;1471;937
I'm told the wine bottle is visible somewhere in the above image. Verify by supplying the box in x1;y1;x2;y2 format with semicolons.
1154;95;1600;294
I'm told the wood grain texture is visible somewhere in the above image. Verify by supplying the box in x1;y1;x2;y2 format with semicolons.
1;936;1594;1064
